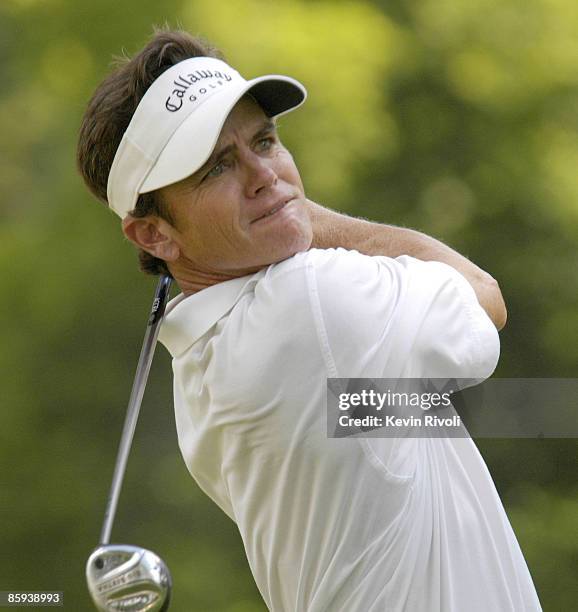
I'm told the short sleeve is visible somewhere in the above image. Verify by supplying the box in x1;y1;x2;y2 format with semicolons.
307;249;500;380
402;256;500;380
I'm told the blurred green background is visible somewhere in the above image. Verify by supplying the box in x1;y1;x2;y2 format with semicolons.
1;0;577;609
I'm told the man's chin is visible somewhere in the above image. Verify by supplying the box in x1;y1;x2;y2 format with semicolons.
278;231;314;262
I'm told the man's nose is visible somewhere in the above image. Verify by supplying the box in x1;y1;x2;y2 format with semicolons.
243;152;277;198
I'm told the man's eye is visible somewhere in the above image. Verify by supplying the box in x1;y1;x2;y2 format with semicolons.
205;161;226;179
257;137;275;151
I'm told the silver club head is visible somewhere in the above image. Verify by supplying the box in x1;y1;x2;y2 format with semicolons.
86;544;172;611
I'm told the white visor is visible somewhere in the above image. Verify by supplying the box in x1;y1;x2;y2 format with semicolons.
106;57;307;218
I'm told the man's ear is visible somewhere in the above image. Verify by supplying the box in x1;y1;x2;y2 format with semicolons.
122;216;180;262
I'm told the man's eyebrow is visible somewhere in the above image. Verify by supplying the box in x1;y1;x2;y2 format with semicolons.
198;118;278;176
252;118;277;140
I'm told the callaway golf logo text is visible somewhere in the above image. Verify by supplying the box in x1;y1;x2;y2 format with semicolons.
165;69;233;112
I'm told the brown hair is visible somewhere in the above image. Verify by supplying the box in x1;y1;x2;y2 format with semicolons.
77;27;224;276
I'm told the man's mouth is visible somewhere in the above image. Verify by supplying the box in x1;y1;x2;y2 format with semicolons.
251;200;291;223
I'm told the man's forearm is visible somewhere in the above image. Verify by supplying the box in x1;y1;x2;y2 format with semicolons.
307;200;507;330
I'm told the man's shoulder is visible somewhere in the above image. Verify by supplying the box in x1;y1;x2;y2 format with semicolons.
266;247;347;273
258;249;439;314
252;248;404;329
265;247;392;282
245;248;378;323
264;248;472;299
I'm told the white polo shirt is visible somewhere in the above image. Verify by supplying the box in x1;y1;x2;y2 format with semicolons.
159;248;542;612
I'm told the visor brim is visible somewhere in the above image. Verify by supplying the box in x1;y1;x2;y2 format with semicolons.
139;75;306;194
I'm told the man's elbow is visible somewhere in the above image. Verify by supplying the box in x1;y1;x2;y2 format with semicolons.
486;276;507;331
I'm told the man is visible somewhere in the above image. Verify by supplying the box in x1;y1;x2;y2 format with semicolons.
78;28;541;611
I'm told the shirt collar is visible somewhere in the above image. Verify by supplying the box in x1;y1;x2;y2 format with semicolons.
159;270;266;357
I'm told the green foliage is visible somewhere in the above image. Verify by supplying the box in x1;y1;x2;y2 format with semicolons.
1;0;576;609
508;485;578;609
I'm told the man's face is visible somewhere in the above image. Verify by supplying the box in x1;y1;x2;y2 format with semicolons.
158;96;312;277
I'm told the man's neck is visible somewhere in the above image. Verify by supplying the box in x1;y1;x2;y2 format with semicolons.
169;262;267;296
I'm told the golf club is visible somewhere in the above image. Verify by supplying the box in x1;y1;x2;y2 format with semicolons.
86;275;173;611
